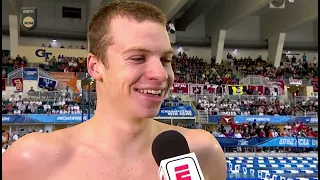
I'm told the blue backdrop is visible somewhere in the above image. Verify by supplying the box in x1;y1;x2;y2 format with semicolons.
216;137;318;148
23;67;38;80
157;105;195;117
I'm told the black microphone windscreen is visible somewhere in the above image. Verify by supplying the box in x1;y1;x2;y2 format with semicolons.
151;130;190;166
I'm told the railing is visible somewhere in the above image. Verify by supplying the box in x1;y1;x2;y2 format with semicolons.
195;94;286;104
270;78;313;86
6;68;23;86
5;67;69;90
38;68;67;90
2;106;197;124
239;75;265;85
295;105;307;116
3;90;81;100
196;110;209;124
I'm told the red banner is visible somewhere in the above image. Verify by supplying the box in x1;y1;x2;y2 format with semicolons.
189;84;204;95
2;78;6;91
220;116;234;125
12;77;23;92
268;80;285;95
172;83;189;94
248;85;264;95
312;79;318;92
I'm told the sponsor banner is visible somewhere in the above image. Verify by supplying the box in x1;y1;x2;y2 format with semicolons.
209;115;317;125
216;137;269;147
216;137;318;148
38;76;58;89
157;105;195;117
220;116;234;125
20;7;37;30
189;84;204;95
248;85;264;95
256;137;318;148
2;78;6;91
17;46;87;63
294;116;318;124
227;85;248;95
172;83;189;95
23;67;38;80
2;115;40;123
12;77;23;92
312;79;318;92
289;78;302;85
233;115;291;124
50;72;77;89
28;114;91;123
208;116;221;123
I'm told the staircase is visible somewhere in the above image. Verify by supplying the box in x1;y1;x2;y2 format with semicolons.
222;59;244;79
295;105;306;116
196;110;208;124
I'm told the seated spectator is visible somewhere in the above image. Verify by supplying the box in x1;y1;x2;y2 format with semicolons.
13;108;21;115
43;102;51;112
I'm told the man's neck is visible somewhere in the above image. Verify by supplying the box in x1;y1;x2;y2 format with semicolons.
86;109;156;158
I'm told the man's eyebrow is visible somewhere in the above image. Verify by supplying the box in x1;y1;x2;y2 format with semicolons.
122;46;175;55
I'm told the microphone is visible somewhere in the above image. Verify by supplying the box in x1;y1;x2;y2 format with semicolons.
152;130;205;180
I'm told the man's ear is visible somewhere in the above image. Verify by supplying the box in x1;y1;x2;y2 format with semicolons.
87;53;103;81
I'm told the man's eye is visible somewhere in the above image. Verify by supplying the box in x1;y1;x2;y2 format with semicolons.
131;57;146;62
161;58;172;63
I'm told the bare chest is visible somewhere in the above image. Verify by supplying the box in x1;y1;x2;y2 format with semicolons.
51;152;159;180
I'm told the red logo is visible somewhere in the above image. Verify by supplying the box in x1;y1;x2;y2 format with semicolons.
220;116;234;125
175;164;191;180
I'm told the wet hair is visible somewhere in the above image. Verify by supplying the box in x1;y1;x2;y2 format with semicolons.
88;1;167;66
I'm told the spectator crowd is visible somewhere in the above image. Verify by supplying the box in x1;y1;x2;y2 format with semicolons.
196;96;295;116
211;121;317;139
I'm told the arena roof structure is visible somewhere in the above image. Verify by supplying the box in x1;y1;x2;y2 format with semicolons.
2;0;318;50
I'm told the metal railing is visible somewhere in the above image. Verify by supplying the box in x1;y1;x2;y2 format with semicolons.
3;90;82;100
196;110;209;124
6;68;22;86
195;94;285;104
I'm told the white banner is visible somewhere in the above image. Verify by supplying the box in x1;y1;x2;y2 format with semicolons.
289;79;302;85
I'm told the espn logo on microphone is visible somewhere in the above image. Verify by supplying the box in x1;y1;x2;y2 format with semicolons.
159;152;204;180
175;164;191;180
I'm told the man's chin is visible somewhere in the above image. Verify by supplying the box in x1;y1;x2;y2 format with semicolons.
135;108;160;120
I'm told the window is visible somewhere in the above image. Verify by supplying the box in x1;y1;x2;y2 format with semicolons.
62;7;81;19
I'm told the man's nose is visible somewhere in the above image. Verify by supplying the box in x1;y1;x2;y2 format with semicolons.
145;59;168;81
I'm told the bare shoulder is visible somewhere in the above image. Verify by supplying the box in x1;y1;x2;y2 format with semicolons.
182;128;227;180
158;123;226;180
2;130;72;180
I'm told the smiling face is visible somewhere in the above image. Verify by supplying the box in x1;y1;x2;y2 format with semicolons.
91;17;174;119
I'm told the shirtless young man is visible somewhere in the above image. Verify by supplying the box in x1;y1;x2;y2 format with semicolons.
3;2;226;180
